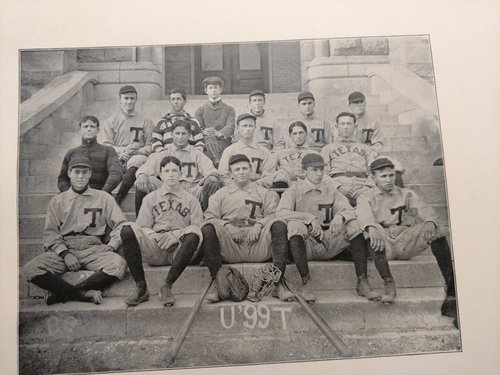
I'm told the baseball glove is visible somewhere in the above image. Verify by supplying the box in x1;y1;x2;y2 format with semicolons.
215;266;249;302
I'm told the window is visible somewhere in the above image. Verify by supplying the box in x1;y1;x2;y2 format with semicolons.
239;44;261;70
201;44;223;71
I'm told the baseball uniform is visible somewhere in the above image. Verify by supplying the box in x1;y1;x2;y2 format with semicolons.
276;178;361;260
287;114;331;153
151;111;205;153
353;111;384;155
275;145;319;182
233;110;285;151
203;182;279;263
23;188;128;281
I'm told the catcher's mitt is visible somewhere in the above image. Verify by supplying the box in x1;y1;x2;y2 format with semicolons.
215;266;249;302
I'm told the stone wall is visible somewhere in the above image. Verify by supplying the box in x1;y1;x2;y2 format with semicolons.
77;48;134;63
271;41;302;93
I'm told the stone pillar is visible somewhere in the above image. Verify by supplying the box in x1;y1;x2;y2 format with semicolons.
137;46;153;62
313;40;330;58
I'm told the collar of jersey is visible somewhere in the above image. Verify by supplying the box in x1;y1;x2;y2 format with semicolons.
374;184;400;196
235;140;259;149
66;187;93;199
119;109;137;119
302;178;326;193
227;182;257;194
159;185;184;198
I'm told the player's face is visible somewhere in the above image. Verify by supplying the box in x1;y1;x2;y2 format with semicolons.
335;116;356;139
229;161;251;185
249;95;265;114
172;126;190;148
299;98;315;116
169;93;186;113
79;120;99;141
290;126;307;147
373;167;396;193
349;99;366;117
120;93;137;114
160;162;182;188
68;167;91;191
304;166;324;185
237;118;256;139
204;84;222;100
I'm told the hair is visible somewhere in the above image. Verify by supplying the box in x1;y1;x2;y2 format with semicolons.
288;121;307;134
335;111;357;124
171;119;193;134
160;156;182;171
79;115;100;128
202;77;224;88
228;154;251;171
169;87;187;101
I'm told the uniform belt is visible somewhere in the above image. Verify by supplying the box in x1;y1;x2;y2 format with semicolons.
330;172;368;178
228;220;257;228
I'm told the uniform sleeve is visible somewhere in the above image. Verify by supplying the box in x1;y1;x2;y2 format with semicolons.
135;194;156;235
276;187;316;224
57;151;71;193
101;117;126;155
218;148;232;186
101;147;123;193
194;106;205;129
136;152;162;178
323;120;332;146
256;191;279;227
151;120;167;153
219;105;235;139
409;191;441;227
203;191;224;221
43;198;68;254
189;118;206;151
104;196;128;249
332;189;357;223
138;117;154;155
189;197;204;227
355;190;378;231
272;120;286;151
197;151;219;178
256;152;276;188
370;120;384;155
320;145;332;177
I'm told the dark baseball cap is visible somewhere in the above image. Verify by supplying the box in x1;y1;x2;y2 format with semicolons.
228;154;251;167
69;155;92;170
348;91;365;103
297;91;315;103
237;113;257;124
370;158;395;172
202;76;224;86
249;90;265;99
119;85;137;96
301;153;326;168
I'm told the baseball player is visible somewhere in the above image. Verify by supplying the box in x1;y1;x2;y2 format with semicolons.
356;158;456;312
194;77;236;166
135;119;221;213
276;153;391;302
321;111;375;206
218;113;284;188
119;156;207;307
233;90;285;151
347;91;404;187
287;91;331;152
200;154;289;302
151;87;205;153
101;85;155;205
23;155;128;305
58;115;123;194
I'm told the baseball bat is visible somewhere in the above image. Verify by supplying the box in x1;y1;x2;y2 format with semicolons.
166;279;214;367
282;277;353;357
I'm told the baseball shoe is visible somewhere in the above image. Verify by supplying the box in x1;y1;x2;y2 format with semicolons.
159;283;176;307
300;275;316;303
124;281;149;306
273;279;294;302
356;276;381;301
45;293;68;305
380;277;396;304
441;295;457;318
79;290;103;304
205;281;220;303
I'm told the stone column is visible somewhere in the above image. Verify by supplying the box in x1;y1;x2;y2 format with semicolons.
313;40;330;58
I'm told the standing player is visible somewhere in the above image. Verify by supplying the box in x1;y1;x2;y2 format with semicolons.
321;111;374;206
101;85;155;204
119;156;207;307
58;115;123;194
200;154;289;302
23;156;127;305
218;113;284;188
289;92;331;152
151;87;205;153
276;153;392;302
356;158;456;313
135;119;221;212
194;77;235;166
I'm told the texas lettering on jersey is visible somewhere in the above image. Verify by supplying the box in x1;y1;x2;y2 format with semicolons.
151;198;191;218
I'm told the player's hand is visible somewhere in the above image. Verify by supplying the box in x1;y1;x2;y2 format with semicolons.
157;232;179;251
135;174;149;192
352;186;369;200
227;226;246;244
203;175;220;195
63;252;81;272
147;176;162;192
119;152;132;162
308;218;323;238
368;226;388;252
202;128;216;137
423;222;437;243
246;223;262;244
214;130;223;139
329;215;344;237
338;185;354;198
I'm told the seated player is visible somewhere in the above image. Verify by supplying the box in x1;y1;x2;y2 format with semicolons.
195;77;235;166
321;111;375;206
276;153;394;303
218;113;286;188
119;156;207;307
357;158;457;317
58;115;123;194
135;119;221;213
101;85;155;205
151;87;205;153
200;154;289;302
23;156;128;305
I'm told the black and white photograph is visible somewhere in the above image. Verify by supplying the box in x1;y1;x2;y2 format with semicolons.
2;1;500;375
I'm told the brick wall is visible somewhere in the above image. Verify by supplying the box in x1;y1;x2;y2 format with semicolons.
271;41;302;93
164;46;193;95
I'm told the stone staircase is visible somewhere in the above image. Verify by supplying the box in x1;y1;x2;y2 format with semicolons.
18;92;458;374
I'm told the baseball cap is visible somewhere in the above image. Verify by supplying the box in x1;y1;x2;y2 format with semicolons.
348;91;365;103
301;153;326;168
202;76;224;86
68;155;92;170
237;113;257;124
297;91;315;103
228;154;251;167
370;158;395;172
119;85;137;96
249;90;265;99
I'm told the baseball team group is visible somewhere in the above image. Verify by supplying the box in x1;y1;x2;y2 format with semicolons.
22;76;457;328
